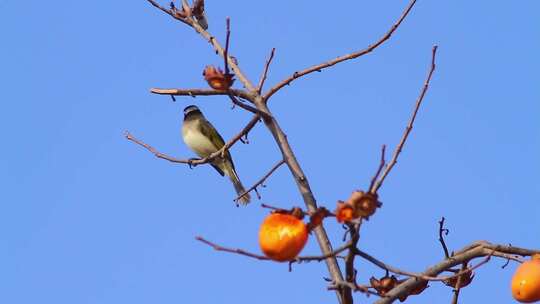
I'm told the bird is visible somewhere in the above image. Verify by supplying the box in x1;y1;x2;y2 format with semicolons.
182;105;250;205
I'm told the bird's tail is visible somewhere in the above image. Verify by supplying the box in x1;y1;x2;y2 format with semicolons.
229;171;250;205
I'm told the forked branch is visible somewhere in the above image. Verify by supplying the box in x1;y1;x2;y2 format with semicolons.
196;234;538;298
235;159;286;202
371;45;438;193
146;0;190;25
125;114;260;166
264;0;418;100
150;88;255;101
373;242;539;304
141;2;428;304
257;48;276;94
196;236;353;264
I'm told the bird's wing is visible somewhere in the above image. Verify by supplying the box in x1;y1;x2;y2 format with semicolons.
198;119;225;148
210;163;225;176
199;119;236;171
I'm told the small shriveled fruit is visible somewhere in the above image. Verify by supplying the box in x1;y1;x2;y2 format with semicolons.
444;268;474;288
258;213;308;262
335;201;355;223
512;254;540;303
203;65;234;90
348;190;380;219
370;275;399;296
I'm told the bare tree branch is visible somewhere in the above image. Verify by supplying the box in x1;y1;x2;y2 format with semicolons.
373;242;540;304
372;45;438;193
145;1;259;95
150;88;255;101
226;93;272;119
196;236;353;263
252;106;352;303
156;10;351;302
226;93;262;115
125;131;197;164
191;18;257;92
355;248;491;282
145;0;190;25
223;17;231;75
369;145;387;193
235;159;286;202
329;280;379;296
450;263;467;304
196;236;269;260
439;217;451;259
257;48;276;94
125;114;260;166
142;3;430;304
137;4;540;304
263;0;418;100
345;223;361;286
293;241;353;262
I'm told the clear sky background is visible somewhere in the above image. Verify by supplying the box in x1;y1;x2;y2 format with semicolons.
1;1;539;303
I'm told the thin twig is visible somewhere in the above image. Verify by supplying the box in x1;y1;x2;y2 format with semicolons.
329;280;379;296
369;145;387;193
496;252;523;267
138;4;540;304
145;0;190;25
146;0;169;14
373;242;540;304
293;241;354;263
217;114;261;152
226;93;261;115
257;48;276;95
150;88;255;101
439;217;451;259
264;0;418;100
147;9;346;302
143;3;432;303
143;10;349;303
372;45;438;193
260;203;287;212
125;131;197;164
196;236;353;263
224;18;231;75
450;263;467;304
188;11;257;92
126;114;260;166
355;247;493;282
345;223;361;285
235;159;286;202
227;93;272;119
259;203;336;218
196;236;269;260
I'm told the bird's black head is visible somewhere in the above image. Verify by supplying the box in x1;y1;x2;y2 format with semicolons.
183;105;201;117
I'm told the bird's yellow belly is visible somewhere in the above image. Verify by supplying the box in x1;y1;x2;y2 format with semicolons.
182;129;219;157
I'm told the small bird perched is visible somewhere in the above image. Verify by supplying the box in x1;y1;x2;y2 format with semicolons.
182;105;250;205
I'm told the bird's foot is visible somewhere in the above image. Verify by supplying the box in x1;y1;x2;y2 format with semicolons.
187;158;198;169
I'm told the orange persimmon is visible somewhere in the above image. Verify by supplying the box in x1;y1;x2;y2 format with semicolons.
512;254;540;303
258;213;308;262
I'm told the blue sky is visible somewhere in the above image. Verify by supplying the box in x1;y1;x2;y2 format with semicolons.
1;1;539;303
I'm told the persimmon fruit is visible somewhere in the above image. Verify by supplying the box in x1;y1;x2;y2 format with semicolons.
512;254;540;303
258;213;308;262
